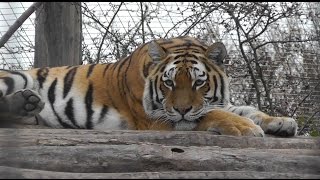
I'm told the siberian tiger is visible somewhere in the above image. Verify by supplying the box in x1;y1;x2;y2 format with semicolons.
0;36;297;137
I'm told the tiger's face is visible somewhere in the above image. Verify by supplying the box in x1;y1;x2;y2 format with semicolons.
143;38;230;130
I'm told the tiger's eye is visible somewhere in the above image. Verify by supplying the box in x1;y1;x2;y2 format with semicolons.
164;80;174;87
195;79;205;86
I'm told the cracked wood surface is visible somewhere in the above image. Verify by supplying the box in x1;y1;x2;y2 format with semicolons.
0;128;319;179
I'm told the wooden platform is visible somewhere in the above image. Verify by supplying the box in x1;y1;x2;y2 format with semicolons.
0;128;320;179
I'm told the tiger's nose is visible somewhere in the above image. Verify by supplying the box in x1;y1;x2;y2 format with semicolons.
173;106;192;115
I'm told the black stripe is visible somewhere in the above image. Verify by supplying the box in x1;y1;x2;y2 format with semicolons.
105;61;119;110
213;75;218;101
190;60;198;64
85;83;94;129
204;83;210;94
203;63;211;72
160;65;166;73
202;58;220;72
230;107;237;113
123;56;143;105
227;106;233;110
143;61;153;78
48;78;73;128
173;54;185;60
183;39;193;47
219;73;225;104
1;69;28;89
152;63;166;74
149;80;157;110
198;71;206;77
37;68;49;89
98;105;108;124
11;71;28;89
112;60;121;70
65;98;80;128
169;44;206;52
63;67;77;98
103;64;111;77
121;57;143;117
48;79;57;104
149;80;153;102
86;64;96;78
154;76;160;104
117;57;129;98
173;54;199;61
267;123;284;135
0;77;14;95
117;57;129;72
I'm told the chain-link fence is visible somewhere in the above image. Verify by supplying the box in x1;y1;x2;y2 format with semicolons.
0;2;319;135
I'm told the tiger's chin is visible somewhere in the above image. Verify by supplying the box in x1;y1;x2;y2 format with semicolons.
173;120;198;131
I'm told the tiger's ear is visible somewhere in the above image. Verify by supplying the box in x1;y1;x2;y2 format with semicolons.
148;41;167;62
205;42;227;66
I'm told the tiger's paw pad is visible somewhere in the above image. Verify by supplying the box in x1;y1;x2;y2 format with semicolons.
8;89;45;117
264;117;298;137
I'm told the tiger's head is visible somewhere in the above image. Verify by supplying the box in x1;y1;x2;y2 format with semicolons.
142;37;230;130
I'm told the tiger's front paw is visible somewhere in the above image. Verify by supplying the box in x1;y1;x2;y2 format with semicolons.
262;117;298;137
197;110;265;137
208;119;265;137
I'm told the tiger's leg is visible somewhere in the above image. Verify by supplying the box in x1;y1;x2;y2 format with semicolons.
224;105;298;137
0;89;45;122
195;109;265;137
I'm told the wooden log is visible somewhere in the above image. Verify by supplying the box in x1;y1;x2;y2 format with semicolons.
1;128;319;178
0;129;320;174
0;128;319;149
0;144;319;174
1;166;319;179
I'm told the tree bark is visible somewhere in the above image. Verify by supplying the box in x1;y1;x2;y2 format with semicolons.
34;2;82;68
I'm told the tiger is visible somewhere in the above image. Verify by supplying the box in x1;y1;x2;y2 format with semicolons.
0;36;298;137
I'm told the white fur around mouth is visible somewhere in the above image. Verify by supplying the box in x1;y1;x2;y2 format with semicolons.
174;120;197;131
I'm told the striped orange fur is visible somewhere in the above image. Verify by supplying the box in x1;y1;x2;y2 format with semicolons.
0;36;298;137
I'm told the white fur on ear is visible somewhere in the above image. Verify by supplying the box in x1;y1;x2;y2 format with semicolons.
148;41;167;62
205;42;227;66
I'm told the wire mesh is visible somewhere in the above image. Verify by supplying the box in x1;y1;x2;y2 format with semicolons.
0;2;35;70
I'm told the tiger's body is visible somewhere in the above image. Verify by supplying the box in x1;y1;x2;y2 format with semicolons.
0;36;297;136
